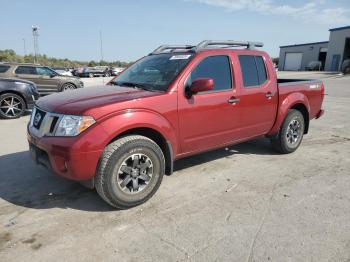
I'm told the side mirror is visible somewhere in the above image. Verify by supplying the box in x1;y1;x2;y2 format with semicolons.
186;78;214;98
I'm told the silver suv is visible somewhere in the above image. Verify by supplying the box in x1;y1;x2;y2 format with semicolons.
0;63;84;95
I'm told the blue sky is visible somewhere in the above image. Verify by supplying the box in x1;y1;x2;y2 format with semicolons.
1;0;349;62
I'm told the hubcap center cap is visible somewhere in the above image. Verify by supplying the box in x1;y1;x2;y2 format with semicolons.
131;169;139;178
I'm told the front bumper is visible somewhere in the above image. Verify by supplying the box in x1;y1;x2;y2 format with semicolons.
27;114;107;182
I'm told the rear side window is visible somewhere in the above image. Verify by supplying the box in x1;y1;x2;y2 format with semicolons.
0;65;10;73
190;55;232;91
239;55;268;88
15;66;37;75
255;56;267;84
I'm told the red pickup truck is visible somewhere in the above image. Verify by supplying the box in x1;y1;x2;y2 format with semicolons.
28;40;325;208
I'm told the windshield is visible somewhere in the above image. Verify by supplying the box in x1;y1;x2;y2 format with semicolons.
111;53;193;91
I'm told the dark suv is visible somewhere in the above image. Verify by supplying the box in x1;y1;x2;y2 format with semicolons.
0;63;84;95
0;77;39;119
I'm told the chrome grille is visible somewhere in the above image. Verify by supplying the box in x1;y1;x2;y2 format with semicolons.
29;107;62;137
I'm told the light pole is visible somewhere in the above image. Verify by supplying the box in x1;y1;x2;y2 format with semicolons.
32;25;39;63
23;38;26;56
99;30;104;63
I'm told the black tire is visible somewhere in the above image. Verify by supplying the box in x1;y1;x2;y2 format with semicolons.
61;83;77;91
0;93;26;119
89;73;94;78
271;109;305;154
344;66;350;75
95;135;165;209
104;72;111;77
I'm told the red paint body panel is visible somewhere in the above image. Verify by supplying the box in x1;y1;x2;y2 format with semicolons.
28;48;325;181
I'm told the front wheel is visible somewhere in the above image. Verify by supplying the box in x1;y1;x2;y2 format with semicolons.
61;83;77;91
0;93;26;119
271;109;305;154
95;135;165;209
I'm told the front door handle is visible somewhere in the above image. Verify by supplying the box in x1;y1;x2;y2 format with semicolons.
265;92;273;99
228;97;240;104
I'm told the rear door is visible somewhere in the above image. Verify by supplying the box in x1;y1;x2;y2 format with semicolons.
236;54;278;138
14;66;42;88
178;53;241;154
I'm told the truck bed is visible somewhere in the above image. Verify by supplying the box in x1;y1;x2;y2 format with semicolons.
277;78;324;121
277;78;322;85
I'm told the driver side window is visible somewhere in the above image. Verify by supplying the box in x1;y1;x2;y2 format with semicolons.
188;55;232;92
36;67;54;76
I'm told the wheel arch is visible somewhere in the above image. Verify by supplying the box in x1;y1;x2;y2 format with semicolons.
60;82;77;91
109;127;174;175
267;92;310;136
290;103;309;134
98;110;178;176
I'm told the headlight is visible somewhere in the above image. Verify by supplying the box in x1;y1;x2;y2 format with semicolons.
55;115;95;136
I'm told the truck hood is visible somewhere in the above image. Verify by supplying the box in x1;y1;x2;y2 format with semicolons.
36;85;163;115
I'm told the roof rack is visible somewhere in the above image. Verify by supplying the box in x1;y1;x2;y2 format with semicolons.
151;45;196;55
196;40;264;50
150;40;264;55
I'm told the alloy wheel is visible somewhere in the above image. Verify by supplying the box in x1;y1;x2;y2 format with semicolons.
63;83;76;91
0;95;24;118
286;119;301;145
117;153;154;194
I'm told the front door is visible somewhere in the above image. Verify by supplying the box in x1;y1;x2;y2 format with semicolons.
35;67;60;93
178;54;241;154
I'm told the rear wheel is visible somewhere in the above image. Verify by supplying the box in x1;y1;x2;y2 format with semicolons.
271;109;305;154
89;73;94;78
0;93;26;119
95;135;165;209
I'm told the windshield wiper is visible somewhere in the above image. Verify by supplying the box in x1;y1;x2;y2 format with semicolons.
114;81;156;92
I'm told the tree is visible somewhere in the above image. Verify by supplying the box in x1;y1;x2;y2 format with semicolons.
0;49;131;68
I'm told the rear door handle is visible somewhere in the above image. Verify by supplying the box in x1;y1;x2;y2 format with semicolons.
228;97;240;104
266;92;273;99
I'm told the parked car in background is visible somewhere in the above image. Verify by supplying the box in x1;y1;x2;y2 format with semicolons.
0;78;39;119
111;67;125;76
75;66;112;78
341;59;350;74
28;40;325;209
305;61;322;71
52;67;73;76
0;63;84;95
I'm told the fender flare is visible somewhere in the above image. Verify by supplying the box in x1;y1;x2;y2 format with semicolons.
98;109;179;156
267;92;310;136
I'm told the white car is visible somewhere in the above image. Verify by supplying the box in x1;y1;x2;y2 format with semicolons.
53;68;73;76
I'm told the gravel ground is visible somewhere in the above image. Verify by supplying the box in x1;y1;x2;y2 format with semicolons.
0;72;349;262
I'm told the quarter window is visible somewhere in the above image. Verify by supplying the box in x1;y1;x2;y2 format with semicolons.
189;55;232;91
0;65;10;73
15;66;37;75
239;55;268;88
255;56;267;84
